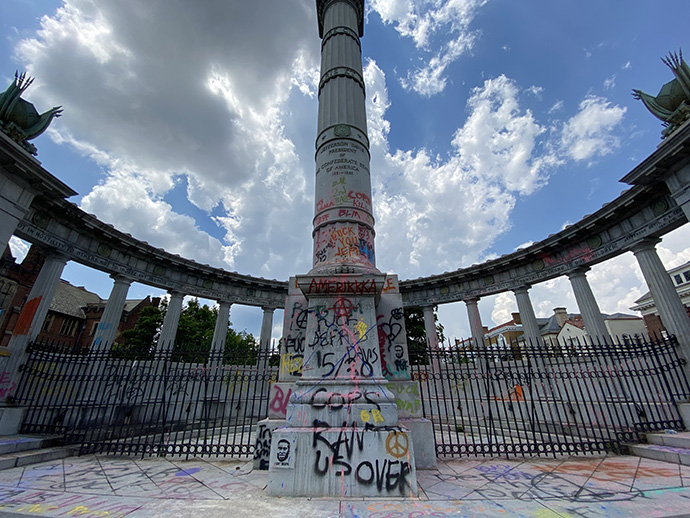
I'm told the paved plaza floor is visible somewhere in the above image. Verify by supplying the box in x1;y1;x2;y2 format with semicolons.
0;453;688;517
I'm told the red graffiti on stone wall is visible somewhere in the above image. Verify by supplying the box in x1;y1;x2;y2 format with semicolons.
14;296;42;335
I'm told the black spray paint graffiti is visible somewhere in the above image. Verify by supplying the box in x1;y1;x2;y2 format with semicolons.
302;303;380;379
310;420;412;495
253;423;272;470
377;308;407;377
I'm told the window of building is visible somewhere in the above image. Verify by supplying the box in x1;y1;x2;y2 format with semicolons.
42;314;54;333
684;271;690;283
59;318;78;337
90;321;100;336
674;274;682;285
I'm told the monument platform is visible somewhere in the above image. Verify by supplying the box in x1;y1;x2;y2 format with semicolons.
0;451;689;517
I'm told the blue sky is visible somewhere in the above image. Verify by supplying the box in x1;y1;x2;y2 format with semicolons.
1;0;689;341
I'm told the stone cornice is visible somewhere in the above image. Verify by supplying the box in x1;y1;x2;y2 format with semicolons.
399;183;686;306
14;196;288;308
0;131;76;200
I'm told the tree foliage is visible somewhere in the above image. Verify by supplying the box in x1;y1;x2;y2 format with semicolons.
112;298;258;364
404;306;445;365
111;305;163;359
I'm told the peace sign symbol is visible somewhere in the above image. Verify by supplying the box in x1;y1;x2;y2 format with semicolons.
385;431;409;459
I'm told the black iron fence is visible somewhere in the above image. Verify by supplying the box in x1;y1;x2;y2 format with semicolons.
411;335;690;457
14;342;278;457
11;335;690;460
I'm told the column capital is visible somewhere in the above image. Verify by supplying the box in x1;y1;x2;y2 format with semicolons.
167;290;185;298
261;305;278;313
44;250;69;263
462;296;480;305
216;299;234;306
630;237;662;255
109;274;133;286
567;266;591;279
512;284;532;295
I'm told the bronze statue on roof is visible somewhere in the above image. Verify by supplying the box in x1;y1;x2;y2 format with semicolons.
0;71;63;155
633;50;690;139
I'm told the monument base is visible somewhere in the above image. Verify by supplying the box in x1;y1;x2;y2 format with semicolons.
253;418;285;470
400;418;437;469
267;425;418;497
0;407;26;435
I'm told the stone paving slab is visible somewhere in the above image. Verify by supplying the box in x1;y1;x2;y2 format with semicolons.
0;455;688;517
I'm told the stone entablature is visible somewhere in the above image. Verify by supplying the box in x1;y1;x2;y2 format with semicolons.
13;197;288;308
400;187;684;305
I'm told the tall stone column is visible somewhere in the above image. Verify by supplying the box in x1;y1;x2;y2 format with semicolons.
632;238;690;358
156;291;184;350
422;304;439;350
211;300;232;352
464;297;485;348
91;275;132;352
513;286;541;345
3;251;68;400
567;267;609;342
259;307;276;353
269;0;418;498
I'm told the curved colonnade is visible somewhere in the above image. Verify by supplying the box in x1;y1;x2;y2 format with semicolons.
3;122;690;368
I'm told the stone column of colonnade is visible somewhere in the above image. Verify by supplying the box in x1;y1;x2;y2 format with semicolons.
0;251;68;432
91;275;133;351
211;300;233;353
259;307;275;353
632;238;690;363
464;297;485;348
512;286;542;345
567;267;610;343
156;291;185;350
422;304;439;350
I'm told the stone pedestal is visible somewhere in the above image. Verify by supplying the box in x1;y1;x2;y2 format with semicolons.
267;273;419;496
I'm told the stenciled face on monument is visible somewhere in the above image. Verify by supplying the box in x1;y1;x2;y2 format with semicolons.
276;439;290;462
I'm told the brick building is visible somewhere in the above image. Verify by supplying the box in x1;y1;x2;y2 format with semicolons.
1;245;159;351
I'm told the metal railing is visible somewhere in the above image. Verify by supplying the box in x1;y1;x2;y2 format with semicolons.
410;335;690;457
14;341;278;458
12;335;690;460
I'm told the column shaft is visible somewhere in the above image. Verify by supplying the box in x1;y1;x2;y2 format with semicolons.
4;251;68;400
464;297;485;347
422;305;439;350
633;239;690;353
212;300;232;352
91;275;132;351
259;307;275;352
513;287;541;345
157;291;184;350
567;268;609;342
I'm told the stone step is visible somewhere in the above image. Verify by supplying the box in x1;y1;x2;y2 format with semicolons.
627;443;690;466
0;435;74;470
0;434;62;456
0;445;75;470
644;430;690;450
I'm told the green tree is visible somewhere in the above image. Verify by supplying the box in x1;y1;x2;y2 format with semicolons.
171;299;217;363
404;306;445;365
223;328;258;365
112;297;260;364
112;304;164;359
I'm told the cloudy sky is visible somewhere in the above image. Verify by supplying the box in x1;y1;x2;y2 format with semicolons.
2;0;689;341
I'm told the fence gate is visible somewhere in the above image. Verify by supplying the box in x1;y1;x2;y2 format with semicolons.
410;336;690;458
14;343;277;458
